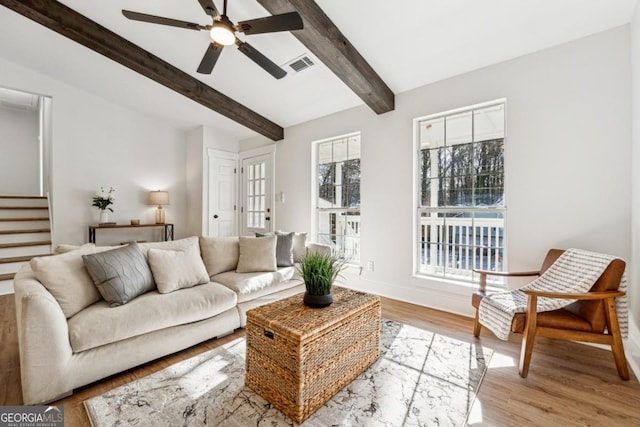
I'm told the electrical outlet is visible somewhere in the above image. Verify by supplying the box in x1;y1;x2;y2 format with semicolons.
367;261;374;272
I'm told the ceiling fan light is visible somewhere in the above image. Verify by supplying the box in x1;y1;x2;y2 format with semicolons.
210;22;235;46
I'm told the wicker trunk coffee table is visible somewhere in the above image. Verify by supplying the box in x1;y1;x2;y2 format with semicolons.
245;287;381;424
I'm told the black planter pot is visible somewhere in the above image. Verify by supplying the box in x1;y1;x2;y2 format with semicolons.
303;292;333;308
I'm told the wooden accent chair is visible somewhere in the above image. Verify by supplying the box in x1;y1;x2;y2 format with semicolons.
472;249;629;380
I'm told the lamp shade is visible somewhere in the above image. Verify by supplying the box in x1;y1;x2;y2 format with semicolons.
148;191;169;206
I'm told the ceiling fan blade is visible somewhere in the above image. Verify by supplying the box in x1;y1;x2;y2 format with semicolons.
122;10;206;31
197;0;220;17
236;40;286;79
236;12;303;35
197;43;224;74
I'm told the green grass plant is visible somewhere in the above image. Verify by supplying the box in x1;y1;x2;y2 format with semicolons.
297;251;346;296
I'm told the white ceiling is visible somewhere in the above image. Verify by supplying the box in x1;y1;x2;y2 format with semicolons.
0;0;637;141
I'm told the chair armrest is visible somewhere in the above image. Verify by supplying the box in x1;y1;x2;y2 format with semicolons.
473;269;540;292
522;289;625;300
473;269;541;277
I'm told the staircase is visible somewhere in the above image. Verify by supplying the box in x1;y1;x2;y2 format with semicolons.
0;196;53;294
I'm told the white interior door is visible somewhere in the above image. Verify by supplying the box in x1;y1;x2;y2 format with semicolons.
242;153;273;235
208;149;238;237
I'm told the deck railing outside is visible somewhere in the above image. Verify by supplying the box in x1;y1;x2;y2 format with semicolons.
318;213;504;280
317;213;361;262
418;213;504;281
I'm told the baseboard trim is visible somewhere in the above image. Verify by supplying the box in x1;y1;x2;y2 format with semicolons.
626;317;640;380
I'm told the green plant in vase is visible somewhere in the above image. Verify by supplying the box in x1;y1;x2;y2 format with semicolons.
296;251;346;308
92;186;115;224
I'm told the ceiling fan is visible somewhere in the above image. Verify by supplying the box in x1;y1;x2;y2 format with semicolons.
122;0;303;79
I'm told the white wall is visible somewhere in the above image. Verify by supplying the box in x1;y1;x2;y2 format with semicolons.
0;57;189;246
244;26;632;319
0;104;39;195
630;1;640;372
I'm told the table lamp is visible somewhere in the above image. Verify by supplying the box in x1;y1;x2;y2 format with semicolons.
148;190;169;224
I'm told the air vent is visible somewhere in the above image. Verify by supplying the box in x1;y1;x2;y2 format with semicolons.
284;55;315;73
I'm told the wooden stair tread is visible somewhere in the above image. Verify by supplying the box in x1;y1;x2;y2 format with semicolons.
0;255;50;264
0;228;50;235
0;273;14;281
0;206;49;210
0;241;52;249
0;218;50;222
0;196;47;199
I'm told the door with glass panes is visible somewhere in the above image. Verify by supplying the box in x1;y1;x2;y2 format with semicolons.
242;154;272;235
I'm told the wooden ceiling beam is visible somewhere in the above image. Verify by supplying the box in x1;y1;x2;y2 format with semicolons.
0;0;284;141
258;0;395;115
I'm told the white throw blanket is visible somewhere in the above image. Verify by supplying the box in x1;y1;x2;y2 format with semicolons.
478;248;628;340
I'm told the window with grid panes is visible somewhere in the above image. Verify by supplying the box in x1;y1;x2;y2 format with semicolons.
314;133;361;262
415;100;506;281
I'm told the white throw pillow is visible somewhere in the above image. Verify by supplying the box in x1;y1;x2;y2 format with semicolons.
236;235;277;273
31;245;102;318
199;236;240;276
147;245;210;293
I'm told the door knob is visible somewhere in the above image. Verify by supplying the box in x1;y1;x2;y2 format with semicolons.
213;214;219;219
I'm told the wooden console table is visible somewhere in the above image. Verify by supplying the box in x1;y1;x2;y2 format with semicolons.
88;223;174;244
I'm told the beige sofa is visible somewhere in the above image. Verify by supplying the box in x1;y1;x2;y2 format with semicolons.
14;234;328;405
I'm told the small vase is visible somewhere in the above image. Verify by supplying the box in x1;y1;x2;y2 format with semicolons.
99;210;109;224
303;292;333;308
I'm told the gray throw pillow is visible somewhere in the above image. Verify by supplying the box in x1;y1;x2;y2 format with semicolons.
257;232;294;267
274;231;295;267
82;241;155;307
278;231;307;262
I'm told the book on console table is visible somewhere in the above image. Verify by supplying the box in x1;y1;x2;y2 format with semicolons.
98;222;117;226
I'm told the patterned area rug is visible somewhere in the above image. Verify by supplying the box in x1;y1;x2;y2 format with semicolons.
84;320;492;426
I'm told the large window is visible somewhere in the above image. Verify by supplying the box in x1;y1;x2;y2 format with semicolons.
314;133;361;262
415;100;505;281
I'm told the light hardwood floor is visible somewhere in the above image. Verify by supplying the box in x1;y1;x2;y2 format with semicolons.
1;293;639;426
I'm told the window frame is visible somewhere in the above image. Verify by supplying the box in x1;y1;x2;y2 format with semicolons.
413;99;507;283
311;131;361;263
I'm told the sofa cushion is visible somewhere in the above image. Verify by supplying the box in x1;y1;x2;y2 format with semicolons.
212;266;300;303
236;235;277;273
30;245;102;318
138;236;200;259
148;245;210;293
82;242;155;307
54;242;95;254
67;282;237;352
199;236;240;276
